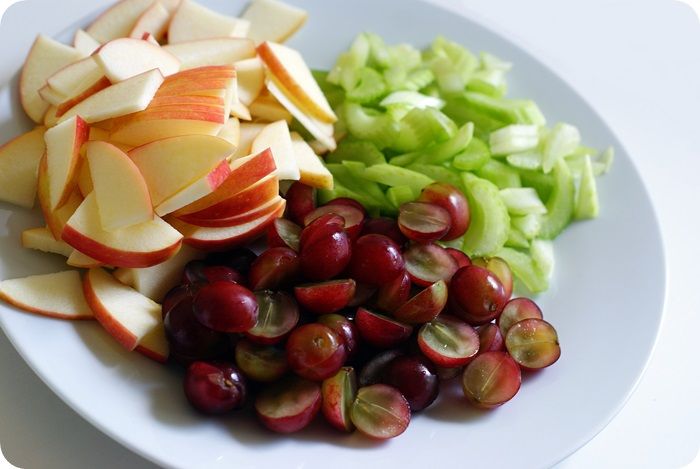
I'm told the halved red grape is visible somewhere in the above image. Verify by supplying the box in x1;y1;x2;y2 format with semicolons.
294;279;356;315
182;260;207;284
299;213;345;250
417;182;470;240
200;265;245;284
321;366;357;432
398;202;451;242
445;248;471;268
347;282;377;308
267;218;302;252
355;307;413;349
234;339;288;382
404;243;459;287
361;217;406;246
255;376;321;433
299;225;352;281
248;247;301;290
317;314;359;359
325;197;367;217
375;271;411;313
348;234;405;286
184;361;247;414
394;280;448;324
505;318;560;370
245;291;299;345
473;257;514;299
211;248;257;275
436;365;463;381
358;349;404;386
165;298;226;364
193;281;258;333
449;265;508;325
351;384;410;439
498;297;543;337
162;284;193;319
304;204;365;240
477;323;504;354
383;355;439;411
461;351;521;409
285;181;316;224
418;315;479;367
286;323;347;381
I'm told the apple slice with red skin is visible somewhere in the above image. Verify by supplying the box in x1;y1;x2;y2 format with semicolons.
294;279;356;315
178;196;285;228
393;280;448;324
255;376;321;433
355;307;412;349
321;367;357;432
418;315;479;368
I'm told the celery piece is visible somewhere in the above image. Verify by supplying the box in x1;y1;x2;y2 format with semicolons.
387;185;416;208
425;36;479;95
596;146;615;175
499;188;547;216
346;67;387;104
442;95;507;138
518;168;554;201
511;213;542;240
412;122;473;165
318;180;383;213
506;227;530;249
393;108;456;153
574;155;599;219
461;174;510;257
365;32;391;68
383;66;408;91
405;68;435;91
495;247;548;294
344;103;399;149
480;52;512;72
467;73;507;98
364;164;434;193
458;92;522;124
506;152;541;170
380;91;445;110
385;104;412;122
341;161;391;207
542;123;581;174
452;136;490;171
513;100;547;126
312;70;345;108
387;44;422;70
328;35;370;91
489;124;540;155
388;151;421;167
475;159;521;189
406;164;464;189
326;139;386;166
539;159;575;239
530;239;554;281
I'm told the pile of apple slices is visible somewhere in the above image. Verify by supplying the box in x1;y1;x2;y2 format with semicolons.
0;0;337;363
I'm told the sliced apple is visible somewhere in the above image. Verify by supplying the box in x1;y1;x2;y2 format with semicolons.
249;91;292;123
217;118;240;147
0;126;46;208
169;199;285;250
21;227;73;257
55;78;113;118
76;163;93;197
38;154;83;239
163;38;255;70
86;0;179;43
86;141;153;230
251;120;299;181
135;324;169;363
148;94;225;108
67;250;104;269
0;271;93;320
114;244;203;302
233;122;267;158
45;116;89;211
266;78;336;152
83;268;166;360
109;112;225;146
58;68;164;124
95;38;179;83
73;29;101;55
38;85;66;106
128;135;234;206
129;2;171;42
46;57;104;97
20;35;84;123
177;196;284;228
168;0;250;44
62;193;183;268
141;32;161;46
290;132;333;189
235;57;265;106
155;161;232;216
230;101;252;121
242;0;308;44
257;41;337;123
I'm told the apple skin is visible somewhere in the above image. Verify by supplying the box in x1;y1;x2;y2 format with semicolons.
83;272;140;350
177;196;284;228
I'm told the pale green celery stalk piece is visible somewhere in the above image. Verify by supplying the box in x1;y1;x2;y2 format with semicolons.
480;52;512;72
495;247;548;293
406;164;464;189
441;95;506;139
513;100;547;126
388;151;421;167
364;164;434;193
432;56;469;94
574;155;599;219
499;187;547;216
456;92;522;124
452;137;490;171
387;43;422;70
328;34;370;90
318;180;384;213
346;68;387;104
383;66;408;91
365;32;392;68
489;124;540;155
341;161;391;207
392;107;458;153
518;168;554;201
385;104;412;121
506;227;530;249
475;160;522;189
344;103;399;149
326;139;386;166
404;69;435;91
387;185;416;208
325;163;388;209
539;158;575;239
312;70;345;108
412;122;473;165
506;152;541;170
461;173;510;257
467;69;507;98
596;146;615;175
542;122;581;174
563;152;587;177
380;91;445;110
531;239;555;280
439;236;464;249
511;213;542;239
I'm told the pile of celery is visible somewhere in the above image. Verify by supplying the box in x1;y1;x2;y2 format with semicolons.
309;33;613;293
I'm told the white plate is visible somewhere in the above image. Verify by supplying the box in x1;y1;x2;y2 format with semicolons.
0;1;666;468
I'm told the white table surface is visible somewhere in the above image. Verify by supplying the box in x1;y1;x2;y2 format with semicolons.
1;0;699;467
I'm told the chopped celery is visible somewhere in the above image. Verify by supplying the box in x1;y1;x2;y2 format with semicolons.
518;168;554;201
364;164;434;194
461;174;510;257
452;137;490;171
312;70;345;108
424;36;478;95
393;108;455;153
574;155;599;219
511;213;542;239
341;161;391;207
346;68;387;104
597;146;615;175
480;52;512;72
506;152;541;170
388;151;420;167
442;95;507;138
475;159;522;189
506;228;530;249
539;159;575;239
318;179;384;213
467;69;507;98
380;91;445;110
499;188;547;215
406;164;464;189
413;122;473;165
383;66;408;91
325;163;387;209
456;92;522;124
387;185;415;208
542;123;581;174
326;139;386;166
513;100;547;126
327;35;370;90
405;68;435;91
344;103;399;149
495;247;548;293
489;124;540;155
531;239;555;280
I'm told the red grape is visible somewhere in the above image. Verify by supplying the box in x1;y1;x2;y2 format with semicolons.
477;323;504;354
183;361;247;414
403;243;459;287
461;352;521;409
375;271;411;313
449;265;508;325
398;202;451;242
235;339;289;382
445;248;471;268
504;318;560;370
193;281;258;333
255;376;321;433
317;314;360;359
417;182;470;240
325;197;367;216
383;355;439;411
418;315;479;367
181;260;207;285
294;279;357;315
348;234;405;286
351;384;410;439
393;280;448;324
208;248;257;275
358;349;404;387
347;282;377;308
355;307;413;349
162;284;193;319
299;225;352;281
304;204;365;240
321;366;357;432
164;298;226;364
267;218;302;251
285;181;316;224
245;290;299;345
361;217;407;246
286;323;347;381
200;265;245;284
498;297;543;337
473;257;513;299
299;213;345;250
248;247;301;291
